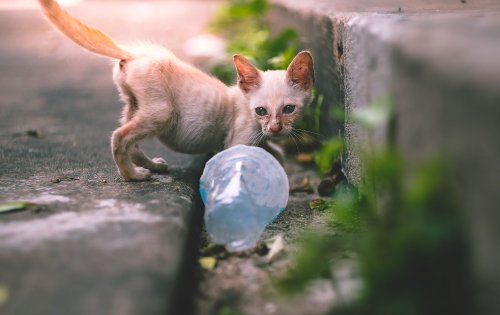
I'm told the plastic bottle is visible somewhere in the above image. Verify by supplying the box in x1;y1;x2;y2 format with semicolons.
200;145;289;252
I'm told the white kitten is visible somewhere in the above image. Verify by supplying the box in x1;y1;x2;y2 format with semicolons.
39;0;314;181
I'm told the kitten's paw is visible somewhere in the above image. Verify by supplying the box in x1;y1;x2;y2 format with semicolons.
150;157;169;173
126;166;152;181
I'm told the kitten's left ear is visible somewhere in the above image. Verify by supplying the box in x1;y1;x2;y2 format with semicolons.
286;51;315;91
234;55;261;94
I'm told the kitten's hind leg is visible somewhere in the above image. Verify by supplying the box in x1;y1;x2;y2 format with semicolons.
111;116;159;181
131;144;169;173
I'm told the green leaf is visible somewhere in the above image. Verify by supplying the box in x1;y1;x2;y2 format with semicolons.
314;137;344;174
0;201;35;214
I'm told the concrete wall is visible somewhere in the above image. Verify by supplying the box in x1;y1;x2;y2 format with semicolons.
269;1;500;314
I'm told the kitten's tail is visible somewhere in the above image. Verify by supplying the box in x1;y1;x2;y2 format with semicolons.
38;0;130;60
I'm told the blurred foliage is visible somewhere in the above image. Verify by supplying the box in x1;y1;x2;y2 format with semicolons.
209;0;299;84
276;232;341;295
278;98;473;315
216;306;242;315
354;157;472;315
314;137;344;175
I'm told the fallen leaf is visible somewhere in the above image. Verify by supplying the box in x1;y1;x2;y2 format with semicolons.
51;176;79;184
309;198;327;211
12;129;43;139
199;256;217;270
266;234;285;263
26;129;43;138
295;153;314;164
0;201;35;214
0;284;9;306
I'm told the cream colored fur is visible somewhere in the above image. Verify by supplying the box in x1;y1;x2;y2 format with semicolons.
38;0;314;181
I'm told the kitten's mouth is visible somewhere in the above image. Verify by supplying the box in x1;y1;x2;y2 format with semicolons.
265;130;288;139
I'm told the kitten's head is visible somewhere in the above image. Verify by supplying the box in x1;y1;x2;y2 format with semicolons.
233;51;315;138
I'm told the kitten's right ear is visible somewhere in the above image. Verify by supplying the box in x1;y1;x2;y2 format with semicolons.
233;55;261;94
286;51;315;91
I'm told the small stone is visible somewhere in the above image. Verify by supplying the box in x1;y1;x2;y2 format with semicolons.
255;243;270;256
290;175;314;194
318;178;335;196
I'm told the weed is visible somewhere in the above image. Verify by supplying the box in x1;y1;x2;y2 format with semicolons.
278;98;473;315
209;0;299;84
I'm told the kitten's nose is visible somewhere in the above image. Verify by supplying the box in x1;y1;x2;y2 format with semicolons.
269;125;282;134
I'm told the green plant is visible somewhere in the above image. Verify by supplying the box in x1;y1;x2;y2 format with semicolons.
209;0;299;84
314;137;344;175
277;98;473;315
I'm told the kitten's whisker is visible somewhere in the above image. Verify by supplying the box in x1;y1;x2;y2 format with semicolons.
288;131;300;154
292;128;323;144
250;130;265;146
293;128;324;138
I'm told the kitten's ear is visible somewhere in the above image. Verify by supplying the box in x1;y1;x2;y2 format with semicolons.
286;51;315;91
233;55;261;94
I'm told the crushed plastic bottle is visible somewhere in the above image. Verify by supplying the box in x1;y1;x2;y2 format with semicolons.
200;145;289;252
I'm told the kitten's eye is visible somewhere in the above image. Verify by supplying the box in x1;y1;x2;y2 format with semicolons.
283;105;296;114
255;107;268;116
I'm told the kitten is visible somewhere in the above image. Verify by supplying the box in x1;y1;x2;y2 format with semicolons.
38;0;314;181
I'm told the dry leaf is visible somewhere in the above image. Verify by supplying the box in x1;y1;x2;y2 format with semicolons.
51;176;79;184
309;198;327;211
0;284;9;306
199;256;217;270
0;202;34;214
295;153;314;163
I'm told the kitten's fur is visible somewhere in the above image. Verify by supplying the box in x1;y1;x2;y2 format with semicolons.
39;0;314;181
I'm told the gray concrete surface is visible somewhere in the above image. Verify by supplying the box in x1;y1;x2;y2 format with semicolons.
269;1;500;314
0;1;220;314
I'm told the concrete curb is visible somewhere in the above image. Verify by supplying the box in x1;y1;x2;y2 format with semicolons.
269;1;500;314
0;3;219;314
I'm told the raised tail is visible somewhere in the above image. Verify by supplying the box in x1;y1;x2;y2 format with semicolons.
38;0;130;59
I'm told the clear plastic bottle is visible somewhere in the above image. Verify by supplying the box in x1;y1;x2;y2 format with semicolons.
200;145;289;252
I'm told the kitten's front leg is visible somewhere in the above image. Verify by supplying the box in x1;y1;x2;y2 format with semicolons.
260;140;285;165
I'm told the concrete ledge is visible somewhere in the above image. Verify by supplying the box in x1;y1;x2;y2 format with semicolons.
269;1;500;314
0;3;218;314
